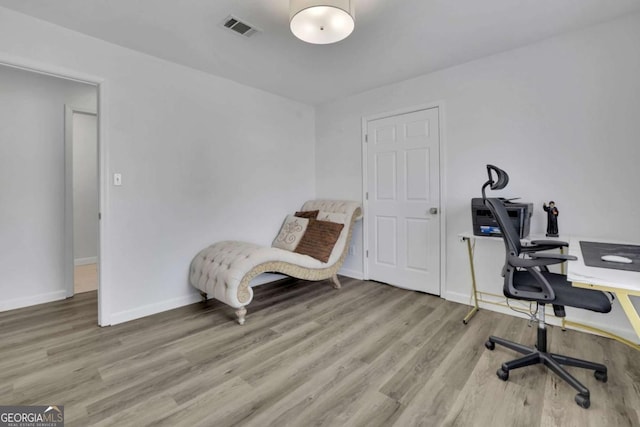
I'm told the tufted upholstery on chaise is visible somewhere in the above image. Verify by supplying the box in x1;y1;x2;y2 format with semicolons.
190;200;362;324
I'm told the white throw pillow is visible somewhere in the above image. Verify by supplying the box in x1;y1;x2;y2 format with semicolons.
317;211;347;224
272;215;309;251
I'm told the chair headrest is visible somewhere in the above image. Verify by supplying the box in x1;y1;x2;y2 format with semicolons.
482;164;509;199
487;164;509;190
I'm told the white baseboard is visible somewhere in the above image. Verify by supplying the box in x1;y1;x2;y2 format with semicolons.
0;290;68;312
444;290;482;307
445;290;544;323
109;293;202;325
75;256;97;266
338;267;364;280
444;290;637;343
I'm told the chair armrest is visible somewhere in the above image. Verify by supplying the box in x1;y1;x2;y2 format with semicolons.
521;240;568;253
505;264;556;301
529;253;577;262
508;254;564;268
506;253;574;302
523;267;556;300
529;239;569;247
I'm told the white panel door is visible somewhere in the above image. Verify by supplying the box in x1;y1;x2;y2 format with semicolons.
366;107;440;294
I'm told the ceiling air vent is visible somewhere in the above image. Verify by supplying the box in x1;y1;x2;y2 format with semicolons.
222;15;260;38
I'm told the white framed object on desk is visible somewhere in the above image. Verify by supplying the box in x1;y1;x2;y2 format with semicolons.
566;237;640;350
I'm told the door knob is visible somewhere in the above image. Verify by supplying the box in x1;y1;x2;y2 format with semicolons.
429;207;438;214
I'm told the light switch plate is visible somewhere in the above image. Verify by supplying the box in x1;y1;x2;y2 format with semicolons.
113;173;122;186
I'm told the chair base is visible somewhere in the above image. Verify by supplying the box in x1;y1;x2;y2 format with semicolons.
485;334;607;409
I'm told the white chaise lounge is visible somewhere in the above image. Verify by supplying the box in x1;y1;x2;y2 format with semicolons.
189;200;362;325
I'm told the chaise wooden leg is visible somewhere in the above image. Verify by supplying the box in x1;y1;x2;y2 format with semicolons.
200;291;208;302
235;307;247;325
330;274;341;289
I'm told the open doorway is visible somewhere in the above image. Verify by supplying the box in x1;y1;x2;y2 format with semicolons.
65;107;99;296
0;63;101;320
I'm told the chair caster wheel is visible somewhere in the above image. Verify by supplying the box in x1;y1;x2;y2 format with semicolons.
594;371;608;383
485;340;495;351
496;368;509;381
575;394;590;409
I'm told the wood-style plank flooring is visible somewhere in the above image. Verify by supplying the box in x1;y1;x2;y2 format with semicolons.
1;277;638;426
74;263;98;294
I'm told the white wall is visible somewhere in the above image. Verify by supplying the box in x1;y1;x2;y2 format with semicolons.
0;65;96;311
316;13;640;340
0;7;315;324
72;112;98;263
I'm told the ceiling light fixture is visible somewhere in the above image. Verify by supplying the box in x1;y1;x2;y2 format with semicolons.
290;0;355;45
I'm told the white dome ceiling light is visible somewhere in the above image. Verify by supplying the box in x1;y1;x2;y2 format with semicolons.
290;0;355;45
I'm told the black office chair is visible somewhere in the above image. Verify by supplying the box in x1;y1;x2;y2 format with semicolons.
481;165;611;409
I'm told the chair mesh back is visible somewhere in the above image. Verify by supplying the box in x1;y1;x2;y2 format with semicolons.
485;198;522;255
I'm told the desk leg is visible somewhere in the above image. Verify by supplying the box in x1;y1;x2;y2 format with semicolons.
560;247;565;275
617;292;640;343
567;283;640;352
463;238;480;325
562;317;640;352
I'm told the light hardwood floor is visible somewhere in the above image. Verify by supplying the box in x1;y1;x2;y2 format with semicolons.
74;263;98;294
1;277;638;426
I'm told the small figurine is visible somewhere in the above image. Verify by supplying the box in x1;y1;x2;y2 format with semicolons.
543;201;559;237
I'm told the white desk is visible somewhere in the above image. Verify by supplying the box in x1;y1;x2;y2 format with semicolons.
566;237;640;351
